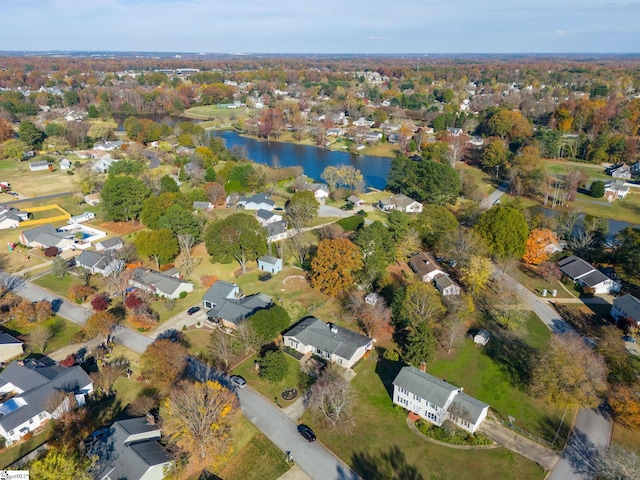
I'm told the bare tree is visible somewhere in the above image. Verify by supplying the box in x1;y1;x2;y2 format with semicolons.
438;314;466;354
209;330;234;371
106;269;133;299
91;356;130;394
128;393;158;416
446;137;467;169
235;322;261;354
594;445;640;480
309;366;355;429
344;292;391;339
176;234;198;276
27;324;54;353
318;224;346;241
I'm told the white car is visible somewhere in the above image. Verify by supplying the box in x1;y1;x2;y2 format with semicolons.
229;375;246;388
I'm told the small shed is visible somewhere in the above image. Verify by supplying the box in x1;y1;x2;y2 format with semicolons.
474;329;491;346
68;211;96;224
29;160;51;171
364;292;381;306
257;255;283;274
59;158;72;170
347;195;364;207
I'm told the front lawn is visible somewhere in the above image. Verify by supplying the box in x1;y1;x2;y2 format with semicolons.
0;424;52;469
306;354;546;480
33;272;84;299
3;317;82;354
508;264;574;299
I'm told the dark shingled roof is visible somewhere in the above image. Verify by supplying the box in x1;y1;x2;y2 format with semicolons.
393;366;459;409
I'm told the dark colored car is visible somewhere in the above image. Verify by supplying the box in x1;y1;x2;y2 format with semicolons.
187;306;201;315
623;335;637;343
85;427;109;446
229;375;246;388
297;424;316;442
274;207;284;211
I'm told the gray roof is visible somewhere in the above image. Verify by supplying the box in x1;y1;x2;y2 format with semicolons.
266;221;287;237
0;332;23;346
97;237;123;249
379;194;419;209
579;270;611;287
258;255;281;266
434;274;454;289
613;294;640;321
449;392;490;425
558;255;594;279
29;161;50;168
193;201;212;209
347;195;361;204
91;417;171;480
393;366;459;409
409;252;443;278
76;250;109;270
257;209;277;220
283;317;371;362
203;281;272;325
132;268;192;297
20;224;61;245
0;207;27;224
0;360;92;433
240;193;275;209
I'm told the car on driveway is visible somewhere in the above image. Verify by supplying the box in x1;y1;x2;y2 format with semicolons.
623;335;637;343
187;306;201;315
229;375;246;388
84;427;109;446
297;424;316;442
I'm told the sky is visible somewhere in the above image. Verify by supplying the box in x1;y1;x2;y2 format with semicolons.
1;0;639;54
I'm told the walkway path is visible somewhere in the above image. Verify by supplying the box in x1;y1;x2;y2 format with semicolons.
480;180;510;209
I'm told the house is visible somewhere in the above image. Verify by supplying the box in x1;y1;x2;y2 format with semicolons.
346;195;364;207
364;292;381;306
474;329;491;346
93;140;125;151
447;127;464;137
434;274;461;296
130;268;194;299
19;224;75;250
0;358;93;445
0;332;24;363
558;255;621;294
256;209;283;227
266;221;288;243
0;206;29;230
364;132;383;143
378;194;423;213
604;180;629;201
75;250;124;276
238;193;275;211
606;163;632;179
283;316;373;369
630;161;640;177
300;183;330;203
193;201;213;211
68;211;96;224
84;193;101;206
257;255;283;274
29;160;50;172
95;237;124;252
409;252;446;283
92;154;119;173
611;295;640;326
352;117;375;128
59;158;71;170
326;128;344;137
202;280;272;329
392;366;489;434
89;416;173;480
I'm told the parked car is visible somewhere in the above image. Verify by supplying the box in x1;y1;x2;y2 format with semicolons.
84;427;109;446
187;306;201;315
623;335;637;343
297;424;316;442
274;207;284;211
229;375;246;388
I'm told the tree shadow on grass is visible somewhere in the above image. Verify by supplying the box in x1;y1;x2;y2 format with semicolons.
347;445;424;480
536;412;572;447
483;328;537;389
373;347;405;399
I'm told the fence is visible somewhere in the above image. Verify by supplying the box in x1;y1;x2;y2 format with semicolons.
20;204;71;227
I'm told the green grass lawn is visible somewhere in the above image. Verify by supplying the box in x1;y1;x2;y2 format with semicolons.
508;264;574;298
217;416;290;480
33;272;84;298
573;191;640;224
306;353;546;480
231;353;303;407
0;424;52;469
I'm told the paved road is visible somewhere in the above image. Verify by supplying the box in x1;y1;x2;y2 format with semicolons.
2;191;75;206
504;271;613;479
143;150;160;169
188;360;359;480
480;180;509;210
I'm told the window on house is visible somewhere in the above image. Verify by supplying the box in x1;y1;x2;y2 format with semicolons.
8;430;13;436
413;394;421;402
399;387;408;395
29;419;34;424
337;358;342;365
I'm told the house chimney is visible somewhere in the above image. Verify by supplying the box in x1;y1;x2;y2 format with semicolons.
146;412;155;425
419;362;426;373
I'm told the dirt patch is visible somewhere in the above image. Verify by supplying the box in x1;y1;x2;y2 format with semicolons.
99;221;145;236
282;275;308;290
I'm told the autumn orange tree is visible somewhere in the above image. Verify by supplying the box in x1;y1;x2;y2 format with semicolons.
522;228;558;265
85;311;117;340
140;338;188;395
609;385;640;430
310;238;363;297
162;380;239;464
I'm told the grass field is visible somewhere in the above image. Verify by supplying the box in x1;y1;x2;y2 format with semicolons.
611;423;640;455
0;424;52;469
1;158;80;197
33;272;85;299
508;264;575;298
306;353;547;480
3;317;82;354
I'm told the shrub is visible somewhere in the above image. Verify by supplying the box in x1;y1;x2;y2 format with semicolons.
179;291;188;299
383;349;399;361
91;293;110;311
336;215;364;232
201;275;218;288
66;170;74;175
590;180;605;198
259;350;288;383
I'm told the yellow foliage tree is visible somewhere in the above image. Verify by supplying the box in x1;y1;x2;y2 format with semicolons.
310;238;363;297
609;385;640;430
460;255;494;295
522;228;558;265
162;380;239;463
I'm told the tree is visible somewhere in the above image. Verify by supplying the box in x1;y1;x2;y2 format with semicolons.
205;213;267;274
436;227;488;269
248;305;291;341
403;321;437;367
487;110;532;141
530;332;607;445
92;356;130;394
162;380;239;462
205;182;225;205
414;205;459;248
386;155;460;205
259;350;289;383
235;321;261;354
438;313;466;354
29;446;92;480
28;324;54;353
522;228;558;265
91;293;110;311
309;366;355;428
160;175;179;193
106;269;133;299
85;311;117;340
101;175;151;221
141;192;179;229
609;384;640;430
481;139;509;178
344;292;391;339
285;190;319;234
159;204;200;239
209;330;234;371
590;180;605;198
353;221;396;288
321;165;364;192
1;138;28;160
594;445;640;480
141;338;188;394
51;255;69;278
310;238;363;297
460;255;494;295
614;226;640;283
396;281;446;328
18;120;45;147
12;299;37;326
175;233;197;276
475;206;529;259
135;229;179;269
0;118;14;142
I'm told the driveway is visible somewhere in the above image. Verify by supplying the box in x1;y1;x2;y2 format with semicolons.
480;180;510;210
318;204;352;218
143;150;160;169
188;360;360;480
